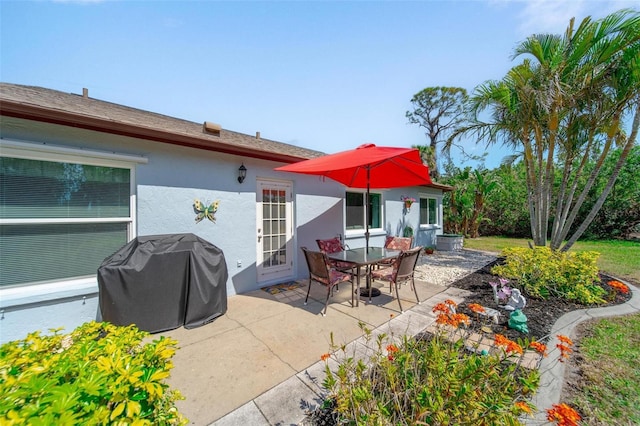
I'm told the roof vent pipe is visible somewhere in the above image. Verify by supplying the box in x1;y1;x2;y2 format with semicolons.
82;88;88;98
256;131;260;139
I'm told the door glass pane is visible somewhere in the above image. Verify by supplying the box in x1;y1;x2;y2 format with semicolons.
261;185;289;270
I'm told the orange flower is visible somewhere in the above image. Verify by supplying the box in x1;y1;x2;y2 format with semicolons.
608;280;629;294
436;313;450;325
506;340;524;355
444;299;457;307
546;403;581;426
452;313;471;327
494;334;522;355
530;341;548;357
557;335;574;346
557;343;573;362
515;401;532;415
436;312;470;329
494;334;510;346
320;353;330;362
386;344;399;353
468;303;486;314
432;303;450;314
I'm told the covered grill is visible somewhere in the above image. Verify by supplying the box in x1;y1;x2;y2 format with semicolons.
98;233;228;333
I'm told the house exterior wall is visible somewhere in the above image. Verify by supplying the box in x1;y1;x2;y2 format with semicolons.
0;117;330;342
0;116;444;344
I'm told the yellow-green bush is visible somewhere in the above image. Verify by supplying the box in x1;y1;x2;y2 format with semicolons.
491;247;606;304
0;321;187;425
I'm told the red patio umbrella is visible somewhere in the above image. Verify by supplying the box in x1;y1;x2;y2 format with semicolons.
274;143;433;251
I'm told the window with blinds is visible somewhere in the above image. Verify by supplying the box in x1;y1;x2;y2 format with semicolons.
0;156;133;288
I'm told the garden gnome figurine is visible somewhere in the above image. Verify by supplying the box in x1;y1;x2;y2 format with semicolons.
508;310;529;334
501;288;526;311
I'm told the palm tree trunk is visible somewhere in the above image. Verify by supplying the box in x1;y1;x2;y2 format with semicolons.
562;102;639;251
557;117;618;246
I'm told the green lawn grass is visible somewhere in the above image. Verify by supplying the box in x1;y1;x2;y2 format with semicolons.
569;314;640;424
463;236;640;285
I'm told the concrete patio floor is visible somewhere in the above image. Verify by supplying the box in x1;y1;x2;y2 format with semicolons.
158;277;465;425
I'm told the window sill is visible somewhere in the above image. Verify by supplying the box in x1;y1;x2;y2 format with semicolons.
0;277;98;309
419;225;441;230
345;229;386;239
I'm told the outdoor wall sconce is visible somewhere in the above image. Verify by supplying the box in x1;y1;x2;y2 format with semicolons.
238;163;247;183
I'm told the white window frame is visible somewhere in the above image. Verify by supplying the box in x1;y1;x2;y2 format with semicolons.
418;193;442;229
344;190;385;238
0;139;146;307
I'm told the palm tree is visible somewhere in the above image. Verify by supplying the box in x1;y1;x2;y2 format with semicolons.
451;9;640;250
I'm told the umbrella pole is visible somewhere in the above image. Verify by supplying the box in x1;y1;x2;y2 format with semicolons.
365;168;370;253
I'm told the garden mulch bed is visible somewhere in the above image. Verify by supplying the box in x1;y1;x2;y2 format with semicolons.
303;260;634;425
449;259;633;342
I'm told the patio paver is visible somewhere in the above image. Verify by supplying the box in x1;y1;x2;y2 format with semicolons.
161;278;451;425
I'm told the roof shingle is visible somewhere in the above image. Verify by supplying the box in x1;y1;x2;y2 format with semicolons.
0;83;325;163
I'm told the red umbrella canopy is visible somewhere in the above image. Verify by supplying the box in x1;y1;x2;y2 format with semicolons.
274;143;433;188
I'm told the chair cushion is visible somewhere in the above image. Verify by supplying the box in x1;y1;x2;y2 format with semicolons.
371;266;394;281
330;260;354;270
330;269;352;285
312;269;352;287
385;237;412;251
317;238;343;254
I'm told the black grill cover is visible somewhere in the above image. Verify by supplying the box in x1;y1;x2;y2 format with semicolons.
98;233;228;333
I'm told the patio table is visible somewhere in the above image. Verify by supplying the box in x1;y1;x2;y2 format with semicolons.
327;247;400;299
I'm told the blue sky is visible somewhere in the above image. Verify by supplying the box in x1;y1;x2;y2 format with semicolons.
1;0;636;170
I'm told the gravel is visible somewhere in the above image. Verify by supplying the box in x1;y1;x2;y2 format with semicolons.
413;249;497;286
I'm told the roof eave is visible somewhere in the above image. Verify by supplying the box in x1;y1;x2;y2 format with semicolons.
423;182;454;192
0;100;308;163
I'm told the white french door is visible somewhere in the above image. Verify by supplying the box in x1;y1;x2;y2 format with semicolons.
256;179;293;282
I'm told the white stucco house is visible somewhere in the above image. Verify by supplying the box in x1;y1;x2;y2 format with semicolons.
0;83;451;343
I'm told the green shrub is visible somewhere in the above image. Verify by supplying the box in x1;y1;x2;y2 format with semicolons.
0;321;187;425
491;247;606;304
321;323;539;425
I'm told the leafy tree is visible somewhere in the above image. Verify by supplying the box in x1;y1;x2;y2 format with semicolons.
468;169;497;238
480;162;537;237
576;146;640;239
450;10;640;250
443;167;474;235
441;166;495;237
406;87;468;179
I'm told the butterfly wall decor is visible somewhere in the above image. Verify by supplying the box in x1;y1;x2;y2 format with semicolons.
193;199;220;223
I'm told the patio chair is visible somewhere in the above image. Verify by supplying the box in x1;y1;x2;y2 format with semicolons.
370;246;422;312
301;247;355;316
316;237;357;276
375;236;413;269
384;236;413;251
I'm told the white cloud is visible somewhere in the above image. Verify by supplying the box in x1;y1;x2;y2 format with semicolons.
508;0;638;37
